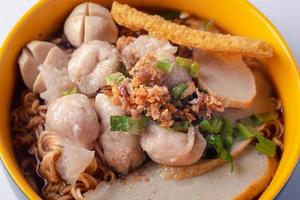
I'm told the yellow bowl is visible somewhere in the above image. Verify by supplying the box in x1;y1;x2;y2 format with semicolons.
0;0;299;199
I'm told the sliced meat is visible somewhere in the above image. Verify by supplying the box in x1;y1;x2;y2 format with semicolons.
64;2;118;47
68;40;119;95
216;70;274;122
140;124;206;166
193;50;256;108
95;93;145;174
121;35;177;68
160;139;253;179
56;141;95;184
18;41;55;89
100;145;277;200
46;94;100;149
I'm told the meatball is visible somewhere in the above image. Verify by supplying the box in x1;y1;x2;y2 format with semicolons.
120;35;177;68
18;41;55;90
140;124;206;166
46;94;100;149
95;93;145;174
68;40;119;95
64;2;118;47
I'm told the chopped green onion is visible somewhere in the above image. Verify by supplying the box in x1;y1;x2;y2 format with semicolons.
128;116;149;134
235;123;255;140
207;134;234;172
156;57;173;73
257;112;278;122
199;118;223;134
220;118;233;150
110;115;148;134
176;56;191;69
120;63;131;77
172;121;191;132
189;62;200;78
159;10;180;20
247;127;276;157
175;57;200;78
62;87;77;96
236;124;276;157
110;115;130;132
106;72;126;85
200;89;208;94
237;115;263;127
171;83;188;100
238;112;278;127
255;141;276;157
203;19;214;31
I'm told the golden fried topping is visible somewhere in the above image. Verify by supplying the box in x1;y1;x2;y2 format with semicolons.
111;83;174;126
180;81;197;99
106;78;224;127
111;1;273;57
116;35;136;52
129;54;166;87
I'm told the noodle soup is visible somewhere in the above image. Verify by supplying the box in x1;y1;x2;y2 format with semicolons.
11;2;284;200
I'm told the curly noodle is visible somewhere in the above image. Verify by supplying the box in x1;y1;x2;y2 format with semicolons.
11;91;115;200
261;99;284;150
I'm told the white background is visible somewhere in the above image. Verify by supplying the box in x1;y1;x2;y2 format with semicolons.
0;0;299;199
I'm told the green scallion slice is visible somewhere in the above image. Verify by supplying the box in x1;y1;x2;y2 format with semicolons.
106;72;126;85
247;127;276;157
110;115;130;132
199;118;223;134
128;116;149;134
237;114;263;127
110;115;148;134
189;62;200;78
175;56;191;69
171;83;188;100
235;124;276;157
238;112;278;127
203;19;214;31
172;121;191;132
200;89;208;94
62;87;77;96
256;112;278;122
120;63;131;77
156;57;173;73
220;118;234;150
207;134;234;172
235;123;255;140
255;142;276;157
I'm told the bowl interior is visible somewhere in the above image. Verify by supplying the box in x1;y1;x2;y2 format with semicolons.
0;0;299;199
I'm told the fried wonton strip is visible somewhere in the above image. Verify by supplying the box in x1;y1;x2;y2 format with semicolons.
111;1;273;57
158;139;253;180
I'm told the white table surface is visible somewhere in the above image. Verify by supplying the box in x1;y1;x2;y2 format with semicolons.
0;0;299;199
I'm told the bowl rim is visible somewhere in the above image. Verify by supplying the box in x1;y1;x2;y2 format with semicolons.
0;0;299;199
